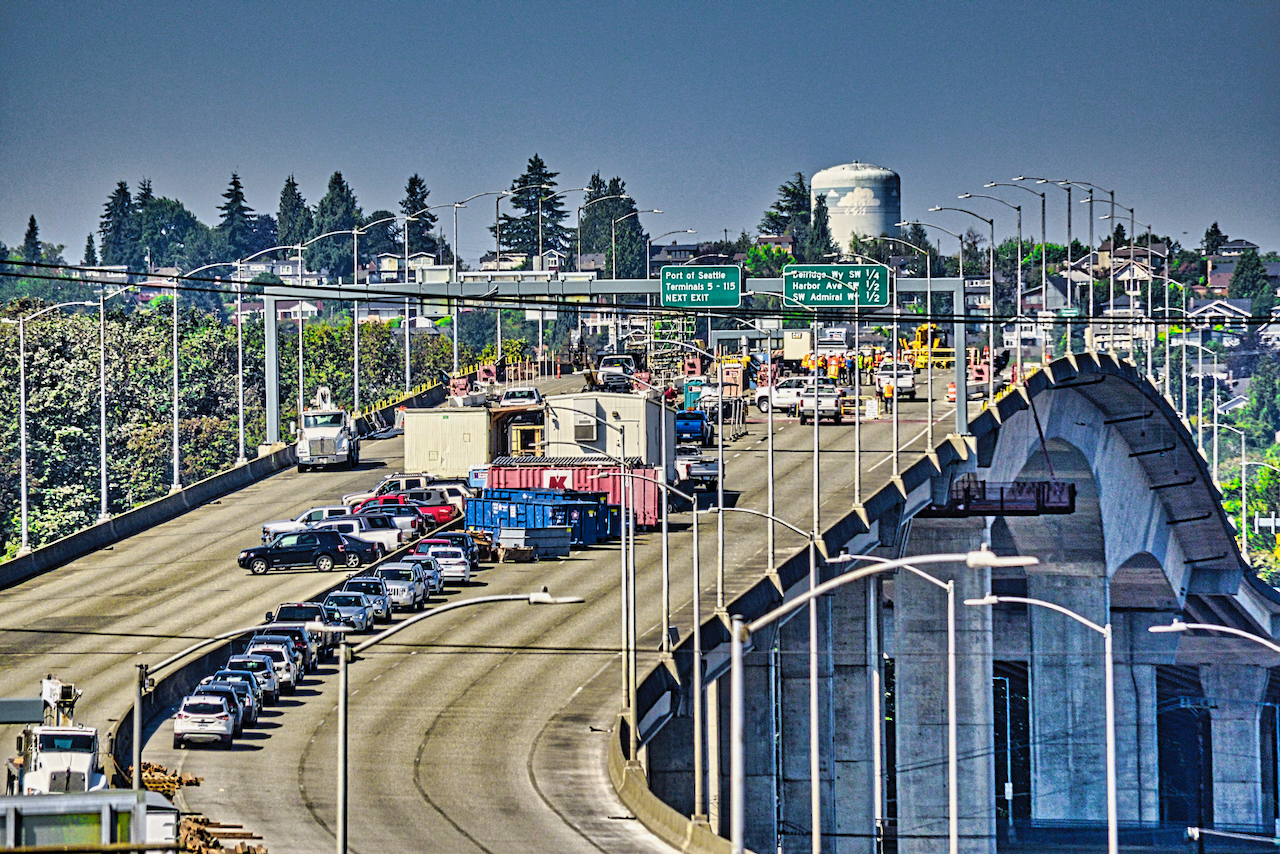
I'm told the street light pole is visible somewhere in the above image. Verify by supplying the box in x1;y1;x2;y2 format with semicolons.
728;549;1037;854
930;205;996;400
1017;177;1074;352
987;183;1048;355
2;301;95;554
961;194;1023;380
98;285;131;519
969;593;1117;854
577;194;630;271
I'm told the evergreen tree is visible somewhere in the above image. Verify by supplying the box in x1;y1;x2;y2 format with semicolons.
493;155;569;263
250;214;278;255
134;196;203;269
361;210;401;260
136;178;154;208
278;175;313;250
217;173;256;259
82;234;97;267
307;171;361;282
400;174;440;259
1110;222;1127;248
1229;250;1272;316
575;172;612;262
1203;222;1228;256
22;216;40;264
760;173;810;236
801;195;836;263
99;181;139;269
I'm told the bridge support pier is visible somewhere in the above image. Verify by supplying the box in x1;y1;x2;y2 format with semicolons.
830;576;882;853
1201;662;1271;830
897;517;997;854
1113;612;1163;823
779;593;834;852
1027;572;1110;823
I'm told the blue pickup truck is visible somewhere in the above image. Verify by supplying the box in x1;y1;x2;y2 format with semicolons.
674;410;715;447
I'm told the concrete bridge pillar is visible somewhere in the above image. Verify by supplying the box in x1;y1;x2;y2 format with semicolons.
741;625;780;852
1201;662;1270;830
1113;612;1163;823
647;711;695;817
1027;571;1109;823
897;517;997;854
830;576;881;853
779;592;835;852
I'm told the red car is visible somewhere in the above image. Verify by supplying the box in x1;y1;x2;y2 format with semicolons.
353;495;456;526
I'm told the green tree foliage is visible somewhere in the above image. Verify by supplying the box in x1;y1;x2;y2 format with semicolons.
82;234;97;267
217;173;257;260
696;232;753;266
99;181;140;269
1110;222;1127;248
744;244;792;277
307;172;362;283
400;174;440;259
278;175;313;249
360;210;401;262
1240;355;1280;444
135;195;204;269
1228;250;1272;316
803;196;837;262
760;172;810;237
1203;222;1228;256
576;172;611;258
22;216;40;264
494;155;569;261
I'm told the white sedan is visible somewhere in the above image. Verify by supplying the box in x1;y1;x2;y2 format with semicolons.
428;547;472;584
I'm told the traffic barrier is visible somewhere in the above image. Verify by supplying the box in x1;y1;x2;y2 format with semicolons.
0;444;297;592
608;714;738;854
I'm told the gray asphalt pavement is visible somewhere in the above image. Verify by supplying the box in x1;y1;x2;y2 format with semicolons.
0;372;966;853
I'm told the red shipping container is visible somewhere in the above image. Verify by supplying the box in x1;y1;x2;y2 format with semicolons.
487;464;664;528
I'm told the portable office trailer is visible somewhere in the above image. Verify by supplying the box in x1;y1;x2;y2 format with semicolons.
404;408;494;478
542;392;675;481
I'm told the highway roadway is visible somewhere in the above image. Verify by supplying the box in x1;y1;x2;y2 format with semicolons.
0;373;968;852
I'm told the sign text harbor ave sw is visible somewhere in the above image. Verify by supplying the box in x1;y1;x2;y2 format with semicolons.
782;264;890;308
660;265;742;308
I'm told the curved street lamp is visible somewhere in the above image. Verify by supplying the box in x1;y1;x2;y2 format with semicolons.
931;205;997;401
728;549;1038;854
962;193;1024;380
1;300;96;554
967;591;1116;854
1015;177;1076;351
171;263;234;492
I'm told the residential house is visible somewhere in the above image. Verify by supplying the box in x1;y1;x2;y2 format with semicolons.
234;299;323;325
1188;297;1252;327
755;234;795;255
480;251;530;271
1093;295;1146;353
648;242;699;277
1217;239;1260;257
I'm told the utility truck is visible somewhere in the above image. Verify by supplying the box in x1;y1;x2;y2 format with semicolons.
294;386;360;472
6;678;109;796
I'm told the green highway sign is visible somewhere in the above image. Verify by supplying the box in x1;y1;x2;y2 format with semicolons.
1059;307;1081;317
660;265;742;308
782;264;890;308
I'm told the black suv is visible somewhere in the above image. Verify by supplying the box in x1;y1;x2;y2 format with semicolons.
238;530;347;574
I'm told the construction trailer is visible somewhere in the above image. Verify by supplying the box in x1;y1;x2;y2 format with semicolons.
542;392;676;482
402;405;545;478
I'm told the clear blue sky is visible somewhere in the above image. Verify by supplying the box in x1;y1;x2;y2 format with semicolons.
3;0;1277;265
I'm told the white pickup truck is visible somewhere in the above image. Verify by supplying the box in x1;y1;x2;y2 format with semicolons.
796;387;845;425
875;361;917;400
755;376;842;413
674;446;719;491
261;506;351;542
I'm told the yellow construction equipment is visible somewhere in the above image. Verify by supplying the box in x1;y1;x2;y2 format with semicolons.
899;324;955;369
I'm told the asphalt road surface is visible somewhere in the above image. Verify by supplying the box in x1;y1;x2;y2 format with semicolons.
0;373;968;852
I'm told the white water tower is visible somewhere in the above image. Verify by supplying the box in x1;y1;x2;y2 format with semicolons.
811;161;901;253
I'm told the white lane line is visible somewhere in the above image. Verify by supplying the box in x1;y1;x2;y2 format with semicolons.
867;407;957;472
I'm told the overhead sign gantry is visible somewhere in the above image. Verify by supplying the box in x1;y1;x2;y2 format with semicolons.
782;263;890;307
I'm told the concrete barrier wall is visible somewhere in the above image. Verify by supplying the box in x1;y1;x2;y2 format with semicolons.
0;444;296;591
608;716;744;854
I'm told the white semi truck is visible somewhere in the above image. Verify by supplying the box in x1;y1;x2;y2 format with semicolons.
6;678;109;796
294;386;360;472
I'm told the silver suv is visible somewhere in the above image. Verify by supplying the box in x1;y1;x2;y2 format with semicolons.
374;563;427;611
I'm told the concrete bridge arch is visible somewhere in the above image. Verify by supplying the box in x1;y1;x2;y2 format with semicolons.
630;352;1280;852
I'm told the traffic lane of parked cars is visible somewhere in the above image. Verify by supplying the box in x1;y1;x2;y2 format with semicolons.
171;555;491;749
